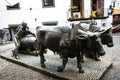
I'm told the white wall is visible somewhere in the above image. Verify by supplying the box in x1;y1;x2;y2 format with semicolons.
0;0;113;31
84;0;91;18
104;0;113;28
0;0;71;30
104;0;112;17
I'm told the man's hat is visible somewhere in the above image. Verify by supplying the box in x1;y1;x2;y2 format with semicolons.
21;22;27;27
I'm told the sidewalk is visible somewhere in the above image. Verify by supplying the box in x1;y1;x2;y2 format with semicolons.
0;42;15;53
113;32;120;36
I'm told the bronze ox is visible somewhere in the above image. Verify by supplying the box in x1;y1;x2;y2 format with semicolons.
100;24;120;47
90;28;115;60
78;22;114;48
78;28;113;61
100;28;114;47
36;23;111;73
77;22;114;61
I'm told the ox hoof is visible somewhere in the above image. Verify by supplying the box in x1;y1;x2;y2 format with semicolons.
41;64;46;68
95;58;101;61
79;69;84;73
57;67;64;72
15;56;20;59
81;60;85;63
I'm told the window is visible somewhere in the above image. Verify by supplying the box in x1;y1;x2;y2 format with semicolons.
42;0;55;8
6;3;20;10
42;21;58;26
71;0;84;19
91;0;104;18
72;0;80;12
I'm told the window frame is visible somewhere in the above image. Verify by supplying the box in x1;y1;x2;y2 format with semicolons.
42;0;55;8
6;3;20;10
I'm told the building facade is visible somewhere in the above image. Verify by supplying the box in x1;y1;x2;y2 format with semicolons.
0;0;114;34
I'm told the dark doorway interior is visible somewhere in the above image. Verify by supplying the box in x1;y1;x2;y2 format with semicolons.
112;14;120;33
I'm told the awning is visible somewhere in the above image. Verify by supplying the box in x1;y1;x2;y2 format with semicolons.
113;9;120;15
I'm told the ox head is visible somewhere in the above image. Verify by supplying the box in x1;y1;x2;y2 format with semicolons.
76;29;106;56
101;24;120;47
100;28;114;47
89;23;114;47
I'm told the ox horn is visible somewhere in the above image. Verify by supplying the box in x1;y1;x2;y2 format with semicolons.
112;24;120;31
100;27;111;33
78;26;114;37
78;29;101;37
93;26;113;35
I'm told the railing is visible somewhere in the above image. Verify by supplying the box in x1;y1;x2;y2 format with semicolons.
67;8;109;21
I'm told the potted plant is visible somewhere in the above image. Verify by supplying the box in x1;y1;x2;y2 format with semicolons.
90;11;97;18
69;5;79;12
69;5;79;20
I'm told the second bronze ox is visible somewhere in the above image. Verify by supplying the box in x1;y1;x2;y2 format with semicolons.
36;22;114;73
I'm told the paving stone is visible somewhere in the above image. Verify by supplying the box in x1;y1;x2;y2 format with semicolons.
0;58;55;80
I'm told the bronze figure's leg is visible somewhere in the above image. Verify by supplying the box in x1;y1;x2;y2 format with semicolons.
57;57;68;72
39;45;46;68
12;36;20;59
12;46;20;59
77;55;84;73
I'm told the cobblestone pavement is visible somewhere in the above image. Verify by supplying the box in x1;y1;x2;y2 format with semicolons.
113;32;120;36
102;32;120;80
0;58;55;80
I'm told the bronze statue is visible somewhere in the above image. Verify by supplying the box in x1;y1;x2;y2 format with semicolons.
12;22;38;59
36;23;108;73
